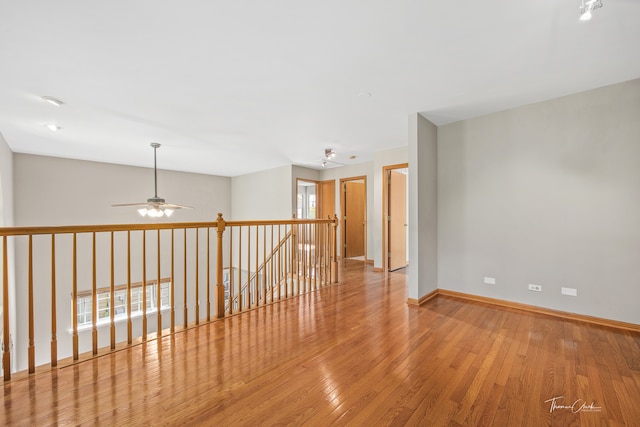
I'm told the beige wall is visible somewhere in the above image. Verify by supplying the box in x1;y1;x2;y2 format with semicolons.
0;133;16;372
437;78;640;324
231;165;292;220
320;162;374;259
12;154;232;370
372;146;408;268
14;154;230;226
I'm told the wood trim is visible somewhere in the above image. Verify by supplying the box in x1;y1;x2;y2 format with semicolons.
77;277;172;298
407;288;438;306
436;289;640;333
0;218;336;237
373;267;383;273
365;259;373;265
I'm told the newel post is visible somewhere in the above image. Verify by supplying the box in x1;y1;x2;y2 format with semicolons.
216;213;226;318
331;214;339;283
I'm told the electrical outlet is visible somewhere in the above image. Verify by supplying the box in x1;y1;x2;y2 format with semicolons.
561;287;577;296
484;277;496;285
528;284;542;292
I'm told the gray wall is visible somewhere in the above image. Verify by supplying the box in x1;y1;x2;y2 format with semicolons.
437;79;640;324
408;114;438;300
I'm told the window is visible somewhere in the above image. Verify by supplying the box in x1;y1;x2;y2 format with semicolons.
75;280;171;328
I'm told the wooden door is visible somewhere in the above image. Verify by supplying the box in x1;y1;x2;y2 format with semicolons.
319;180;335;219
344;180;365;258
388;170;407;271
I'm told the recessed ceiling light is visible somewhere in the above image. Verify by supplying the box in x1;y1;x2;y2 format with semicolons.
46;124;61;132
358;92;372;98
42;96;64;107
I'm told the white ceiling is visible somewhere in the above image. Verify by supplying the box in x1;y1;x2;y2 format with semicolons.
1;1;638;177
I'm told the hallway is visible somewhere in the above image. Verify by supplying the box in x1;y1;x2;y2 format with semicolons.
1;259;639;426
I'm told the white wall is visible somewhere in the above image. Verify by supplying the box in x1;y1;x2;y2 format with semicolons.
231;165;292;220
437;78;640;324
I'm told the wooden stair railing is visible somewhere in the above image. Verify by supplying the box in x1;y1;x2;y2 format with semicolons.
226;229;293;312
0;214;338;381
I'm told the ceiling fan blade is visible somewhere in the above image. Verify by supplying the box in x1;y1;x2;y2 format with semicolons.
160;202;194;210
111;144;193;215
111;202;151;207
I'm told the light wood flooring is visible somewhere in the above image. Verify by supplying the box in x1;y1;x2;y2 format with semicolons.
1;259;639;426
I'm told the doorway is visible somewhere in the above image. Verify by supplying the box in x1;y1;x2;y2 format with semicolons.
382;164;408;272
340;176;366;260
296;179;335;220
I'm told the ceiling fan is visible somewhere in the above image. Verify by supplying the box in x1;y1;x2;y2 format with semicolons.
111;143;193;218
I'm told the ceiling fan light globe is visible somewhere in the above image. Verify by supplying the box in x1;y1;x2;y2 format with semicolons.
164;208;174;217
148;208;163;218
138;208;148;217
580;10;592;20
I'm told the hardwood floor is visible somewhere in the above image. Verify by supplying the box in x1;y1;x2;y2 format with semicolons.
2;259;639;426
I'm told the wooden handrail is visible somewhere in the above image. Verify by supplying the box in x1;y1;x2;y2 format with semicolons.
0;213;338;381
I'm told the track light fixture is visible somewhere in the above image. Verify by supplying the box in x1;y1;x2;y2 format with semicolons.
325;148;336;159
579;0;603;21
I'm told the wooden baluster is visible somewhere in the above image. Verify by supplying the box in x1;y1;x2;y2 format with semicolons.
228;226;234;315
142;230;147;340
195;228;199;325
247;226;251;308
72;233;78;360
28;235;35;373
323;223;331;286
215;213;225;318
206;227;210;322
302;224;306;294
92;232;98;355
127;231;132;344
331;214;338;283
3;236;10;380
110;231;115;350
277;225;282;301
157;229;162;337
238;227;242;311
314;222;318;290
170;229;175;334
255;225;259;306
262;225;266;304
270;225;274;302
51;234;57;367
183;228;187;329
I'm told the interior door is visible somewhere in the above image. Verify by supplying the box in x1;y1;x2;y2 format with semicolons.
319;180;335;219
344;180;365;258
388;170;407;271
